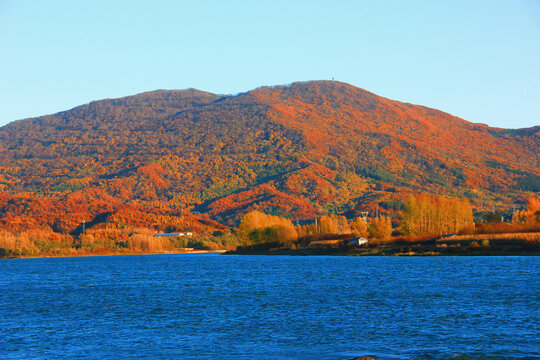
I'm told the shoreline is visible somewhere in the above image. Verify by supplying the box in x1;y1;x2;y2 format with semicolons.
4;249;227;260
225;250;540;256
3;248;538;259
4;233;539;259
225;234;540;256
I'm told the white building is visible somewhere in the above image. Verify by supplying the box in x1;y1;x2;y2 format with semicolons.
349;237;368;246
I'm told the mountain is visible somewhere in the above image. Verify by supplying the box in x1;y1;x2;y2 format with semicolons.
0;81;538;232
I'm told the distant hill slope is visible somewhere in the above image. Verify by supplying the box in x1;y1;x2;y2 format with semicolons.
0;81;538;230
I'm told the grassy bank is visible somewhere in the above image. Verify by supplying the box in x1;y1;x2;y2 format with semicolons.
226;232;540;256
10;249;226;260
0;228;237;259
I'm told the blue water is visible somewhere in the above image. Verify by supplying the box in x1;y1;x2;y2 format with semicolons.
0;255;538;359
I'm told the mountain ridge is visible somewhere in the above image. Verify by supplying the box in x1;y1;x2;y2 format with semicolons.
0;80;538;231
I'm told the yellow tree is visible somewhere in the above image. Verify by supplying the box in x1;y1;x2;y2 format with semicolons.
238;210;297;245
238;210;267;240
369;216;392;242
318;215;335;234
350;217;368;237
401;194;473;236
515;195;540;224
335;215;351;234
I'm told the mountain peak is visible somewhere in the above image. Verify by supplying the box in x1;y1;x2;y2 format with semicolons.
250;80;373;97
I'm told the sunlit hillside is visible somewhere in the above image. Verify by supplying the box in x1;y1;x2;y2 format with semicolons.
0;81;538;234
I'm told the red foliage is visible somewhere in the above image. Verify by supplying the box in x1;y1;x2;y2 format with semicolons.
0;80;537;235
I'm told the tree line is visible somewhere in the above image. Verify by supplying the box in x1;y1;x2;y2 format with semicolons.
237;194;540;246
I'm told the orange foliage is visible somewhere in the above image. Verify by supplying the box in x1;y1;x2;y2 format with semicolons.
238;210;297;245
511;194;540;225
369;216;392;242
0;80;537;246
401;194;473;236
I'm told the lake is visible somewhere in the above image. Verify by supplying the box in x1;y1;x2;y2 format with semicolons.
0;254;538;359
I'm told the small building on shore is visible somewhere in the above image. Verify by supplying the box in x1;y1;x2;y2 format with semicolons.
155;232;193;237
349;237;368;246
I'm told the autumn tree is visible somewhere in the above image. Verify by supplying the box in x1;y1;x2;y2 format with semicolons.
238;210;297;245
317;214;350;235
318;215;335;234
513;195;540;224
350;216;368;237
296;223;317;238
401;194;473;236
368;216;392;241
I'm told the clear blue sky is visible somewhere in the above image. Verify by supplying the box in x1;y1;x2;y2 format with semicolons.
1;0;539;129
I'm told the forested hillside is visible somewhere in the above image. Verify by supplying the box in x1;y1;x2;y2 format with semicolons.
0;81;538;238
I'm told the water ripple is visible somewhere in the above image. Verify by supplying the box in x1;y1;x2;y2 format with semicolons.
0;255;538;359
